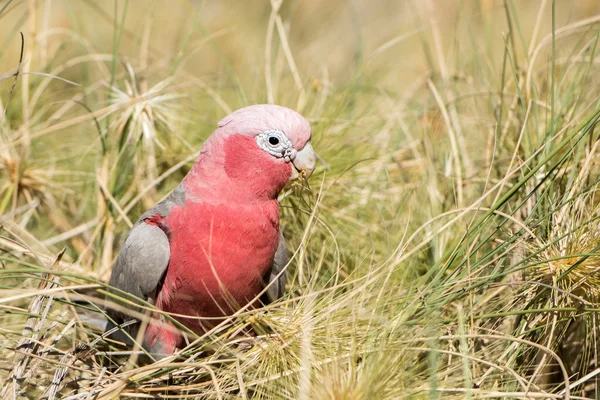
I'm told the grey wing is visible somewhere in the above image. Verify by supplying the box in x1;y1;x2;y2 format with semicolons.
108;183;184;302
265;231;288;303
105;222;169;346
108;222;170;303
103;185;185;350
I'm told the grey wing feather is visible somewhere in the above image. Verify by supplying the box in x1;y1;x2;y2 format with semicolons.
105;223;169;346
265;231;288;302
105;185;185;342
108;223;170;302
108;184;185;302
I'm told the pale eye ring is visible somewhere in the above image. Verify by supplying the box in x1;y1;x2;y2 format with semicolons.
256;129;295;162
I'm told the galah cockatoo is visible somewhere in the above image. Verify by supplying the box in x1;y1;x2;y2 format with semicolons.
106;104;315;358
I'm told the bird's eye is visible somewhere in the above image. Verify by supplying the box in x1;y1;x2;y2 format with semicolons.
256;129;294;160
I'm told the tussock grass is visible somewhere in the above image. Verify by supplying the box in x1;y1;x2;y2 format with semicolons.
2;0;600;398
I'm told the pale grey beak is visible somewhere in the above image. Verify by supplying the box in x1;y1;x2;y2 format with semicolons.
290;141;316;181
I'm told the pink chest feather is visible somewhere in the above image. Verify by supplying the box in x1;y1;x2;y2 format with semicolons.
156;199;280;330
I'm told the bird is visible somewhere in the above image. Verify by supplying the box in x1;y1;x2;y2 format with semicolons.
105;104;316;360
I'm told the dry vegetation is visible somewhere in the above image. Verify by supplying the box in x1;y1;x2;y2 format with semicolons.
1;0;600;398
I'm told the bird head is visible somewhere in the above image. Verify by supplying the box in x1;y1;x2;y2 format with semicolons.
186;104;316;201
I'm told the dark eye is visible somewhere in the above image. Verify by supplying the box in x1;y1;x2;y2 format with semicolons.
268;136;280;146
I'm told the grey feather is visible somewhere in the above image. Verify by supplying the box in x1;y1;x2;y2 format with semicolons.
108;184;185;301
108;223;170;300
265;231;288;302
105;185;185;344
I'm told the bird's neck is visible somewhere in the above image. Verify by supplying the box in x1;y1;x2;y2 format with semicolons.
182;162;253;204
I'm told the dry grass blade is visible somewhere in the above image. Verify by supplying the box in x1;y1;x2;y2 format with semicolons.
0;248;64;399
0;32;24;124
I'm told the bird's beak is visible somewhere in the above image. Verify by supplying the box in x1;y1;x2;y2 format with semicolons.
290;141;316;181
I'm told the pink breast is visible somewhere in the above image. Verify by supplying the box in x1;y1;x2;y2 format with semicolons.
156;199;280;332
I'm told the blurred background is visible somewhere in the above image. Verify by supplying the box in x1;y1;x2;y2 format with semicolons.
2;0;600;398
